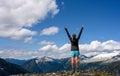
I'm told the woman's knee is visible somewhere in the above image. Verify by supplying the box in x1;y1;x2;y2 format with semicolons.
75;57;79;63
76;60;79;63
71;57;75;63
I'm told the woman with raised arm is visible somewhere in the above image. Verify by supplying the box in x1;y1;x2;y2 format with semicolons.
64;25;84;74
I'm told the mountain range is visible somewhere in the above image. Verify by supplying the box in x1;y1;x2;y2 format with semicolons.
3;51;120;74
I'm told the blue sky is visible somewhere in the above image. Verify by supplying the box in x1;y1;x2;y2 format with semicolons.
0;0;120;59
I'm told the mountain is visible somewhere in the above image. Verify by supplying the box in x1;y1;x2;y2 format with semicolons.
82;51;120;63
5;58;27;65
0;58;29;76
79;53;120;73
105;53;120;63
80;55;89;60
22;56;64;73
100;61;120;73
22;53;120;74
4;51;120;74
80;55;93;60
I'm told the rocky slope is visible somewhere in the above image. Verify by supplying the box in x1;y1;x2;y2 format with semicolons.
0;58;29;76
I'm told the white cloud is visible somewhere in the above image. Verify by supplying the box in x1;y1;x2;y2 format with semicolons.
39;44;70;58
40;26;59;35
24;37;33;43
80;40;120;52
0;25;37;40
40;44;58;51
0;40;120;59
79;40;120;57
102;40;120;50
59;43;70;51
39;40;120;58
39;40;55;45
0;0;59;40
0;49;39;59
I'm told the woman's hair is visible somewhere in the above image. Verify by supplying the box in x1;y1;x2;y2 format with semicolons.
72;34;76;38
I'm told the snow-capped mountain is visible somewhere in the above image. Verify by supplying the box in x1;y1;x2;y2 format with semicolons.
3;53;119;74
82;51;120;62
105;53;120;63
23;56;63;73
80;55;89;60
80;55;94;60
22;54;120;73
5;52;120;65
112;54;120;60
35;56;55;64
4;51;120;74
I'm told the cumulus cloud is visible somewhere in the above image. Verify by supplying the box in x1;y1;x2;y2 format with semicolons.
39;40;55;45
40;26;59;35
0;49;39;59
38;40;120;58
39;44;70;58
0;0;59;40
0;40;120;59
79;40;120;52
0;25;37;40
40;44;58;51
59;43;70;51
24;37;33;43
79;40;120;57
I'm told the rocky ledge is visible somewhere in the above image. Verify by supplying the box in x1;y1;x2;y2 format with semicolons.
10;70;117;76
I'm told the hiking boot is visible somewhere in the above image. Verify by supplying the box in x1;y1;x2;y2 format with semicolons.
76;68;79;72
71;70;75;75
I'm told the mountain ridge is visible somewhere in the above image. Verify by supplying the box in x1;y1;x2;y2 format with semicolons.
4;53;120;74
0;58;29;76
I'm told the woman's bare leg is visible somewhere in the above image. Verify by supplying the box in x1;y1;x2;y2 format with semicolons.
75;56;79;71
71;56;75;71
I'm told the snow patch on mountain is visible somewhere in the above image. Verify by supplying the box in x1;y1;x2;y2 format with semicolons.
35;56;55;64
104;53;120;63
82;51;119;63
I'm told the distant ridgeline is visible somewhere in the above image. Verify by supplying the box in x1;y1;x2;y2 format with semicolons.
3;55;120;75
0;58;29;76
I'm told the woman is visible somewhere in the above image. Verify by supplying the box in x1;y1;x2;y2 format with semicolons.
64;25;84;74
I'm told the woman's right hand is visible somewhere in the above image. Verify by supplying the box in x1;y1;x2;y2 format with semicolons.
64;26;67;29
